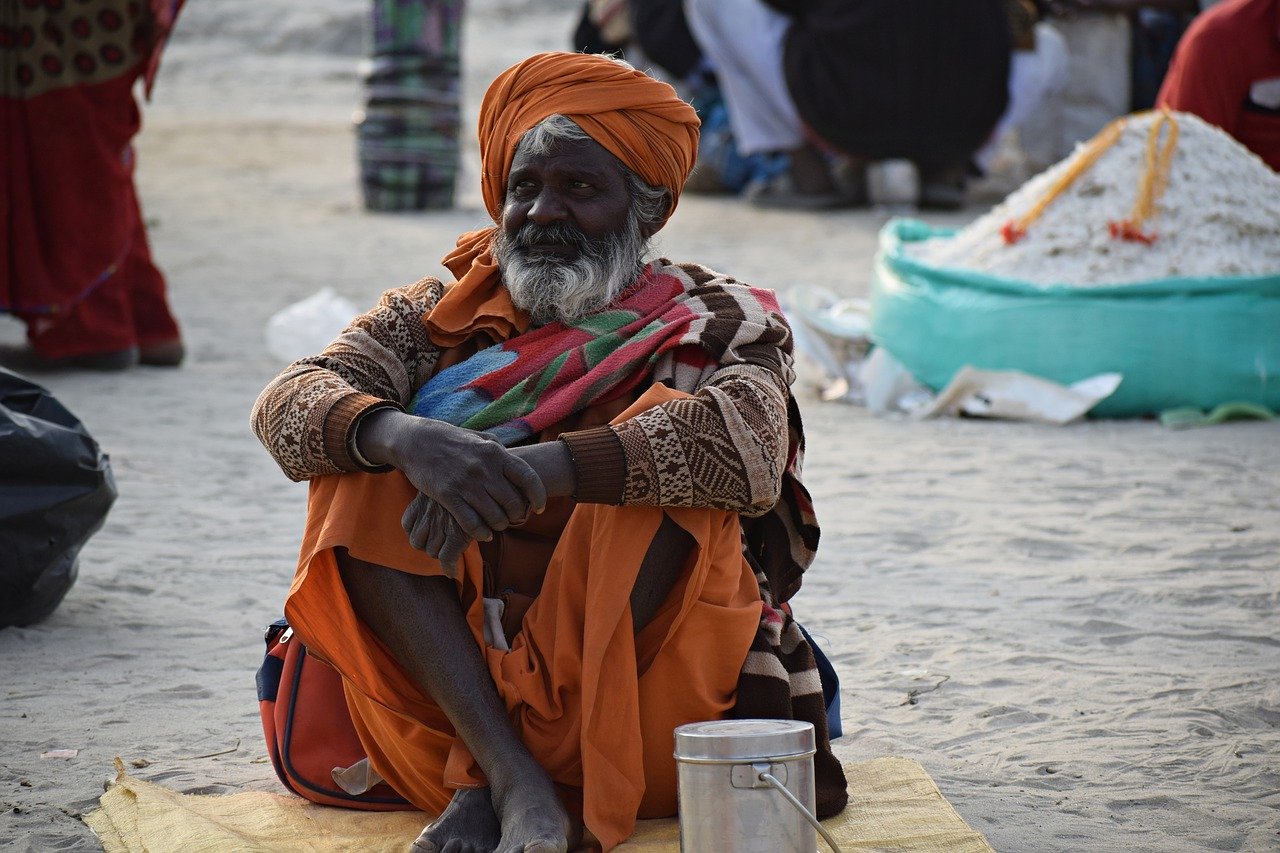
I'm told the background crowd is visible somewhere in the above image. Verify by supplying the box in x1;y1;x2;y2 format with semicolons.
4;0;1277;368
576;0;1274;208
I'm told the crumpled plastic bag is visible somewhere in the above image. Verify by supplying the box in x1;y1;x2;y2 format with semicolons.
1;368;116;628
264;288;359;363
785;285;875;403
913;366;1123;424
859;348;936;415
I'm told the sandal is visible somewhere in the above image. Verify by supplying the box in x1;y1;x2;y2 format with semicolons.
746;145;866;210
745;168;863;211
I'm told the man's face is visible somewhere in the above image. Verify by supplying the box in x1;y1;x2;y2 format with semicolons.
500;135;636;255
494;133;656;326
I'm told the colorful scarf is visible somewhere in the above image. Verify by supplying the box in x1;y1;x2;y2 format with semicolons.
410;263;718;439
410;260;847;816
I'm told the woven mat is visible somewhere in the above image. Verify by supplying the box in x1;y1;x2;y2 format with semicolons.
85;756;993;852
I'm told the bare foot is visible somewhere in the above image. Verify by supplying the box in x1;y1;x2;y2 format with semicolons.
412;787;501;853
491;760;581;853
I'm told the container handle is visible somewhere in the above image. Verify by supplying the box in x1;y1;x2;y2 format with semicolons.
757;770;843;853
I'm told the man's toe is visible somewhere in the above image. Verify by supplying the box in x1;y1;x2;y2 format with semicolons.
410;831;442;853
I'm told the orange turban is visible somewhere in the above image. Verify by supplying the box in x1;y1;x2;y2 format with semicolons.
427;52;701;347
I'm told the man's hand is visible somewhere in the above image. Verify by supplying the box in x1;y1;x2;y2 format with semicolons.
401;493;475;576
357;409;548;570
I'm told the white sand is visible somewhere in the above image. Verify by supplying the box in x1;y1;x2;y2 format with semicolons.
2;3;1278;851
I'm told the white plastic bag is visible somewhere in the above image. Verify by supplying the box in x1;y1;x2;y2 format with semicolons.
913;366;1122;424
264;288;359;363
859;348;934;415
785;285;874;403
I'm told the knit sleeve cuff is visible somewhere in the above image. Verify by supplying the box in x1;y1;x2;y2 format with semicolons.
559;426;627;504
324;393;402;473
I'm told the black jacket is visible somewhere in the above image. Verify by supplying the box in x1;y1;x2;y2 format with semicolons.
775;0;1011;168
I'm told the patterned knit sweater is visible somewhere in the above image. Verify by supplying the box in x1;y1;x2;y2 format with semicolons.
252;260;847;816
251;260;792;514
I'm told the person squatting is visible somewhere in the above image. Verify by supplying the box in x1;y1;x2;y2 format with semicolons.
252;51;844;853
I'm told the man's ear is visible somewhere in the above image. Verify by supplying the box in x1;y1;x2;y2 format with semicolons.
640;190;673;239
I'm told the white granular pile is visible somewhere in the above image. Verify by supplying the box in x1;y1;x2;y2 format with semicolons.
913;112;1280;286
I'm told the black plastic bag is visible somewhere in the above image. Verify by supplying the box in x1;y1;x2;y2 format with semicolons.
1;368;116;628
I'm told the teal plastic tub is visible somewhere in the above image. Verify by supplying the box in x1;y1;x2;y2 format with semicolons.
870;219;1280;417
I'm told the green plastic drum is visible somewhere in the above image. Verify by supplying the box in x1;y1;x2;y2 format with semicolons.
869;219;1280;417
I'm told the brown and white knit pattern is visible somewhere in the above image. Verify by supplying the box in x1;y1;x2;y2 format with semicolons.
733;596;847;818
250;260;846;812
615;364;788;517
252;263;790;512
663;262;796;386
250;277;444;481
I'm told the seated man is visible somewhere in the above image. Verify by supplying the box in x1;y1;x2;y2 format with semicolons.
252;51;845;853
683;0;1012;209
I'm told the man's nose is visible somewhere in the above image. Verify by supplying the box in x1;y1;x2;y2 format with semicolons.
527;188;568;224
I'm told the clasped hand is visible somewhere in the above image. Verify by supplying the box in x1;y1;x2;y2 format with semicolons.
361;411;547;575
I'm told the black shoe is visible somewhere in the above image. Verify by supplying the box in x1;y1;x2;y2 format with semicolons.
746;170;854;210
747;145;867;211
918;163;969;211
139;339;185;367
0;344;138;372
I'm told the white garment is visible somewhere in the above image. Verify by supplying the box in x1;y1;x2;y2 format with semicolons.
1018;15;1132;172
684;0;804;155
974;22;1071;173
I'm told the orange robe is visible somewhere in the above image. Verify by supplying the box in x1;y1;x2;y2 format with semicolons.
284;385;763;850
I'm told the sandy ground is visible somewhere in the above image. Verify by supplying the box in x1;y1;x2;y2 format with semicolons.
2;2;1278;851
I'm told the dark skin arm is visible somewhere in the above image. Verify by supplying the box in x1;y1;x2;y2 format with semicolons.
357;406;689;632
341;403;687;852
338;552;576;852
356;407;575;574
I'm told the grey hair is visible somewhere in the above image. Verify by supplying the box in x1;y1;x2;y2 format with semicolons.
515;114;671;229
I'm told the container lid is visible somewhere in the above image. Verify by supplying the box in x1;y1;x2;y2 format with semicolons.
674;719;815;761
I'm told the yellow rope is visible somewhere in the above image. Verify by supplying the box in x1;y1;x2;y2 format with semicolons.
1133;109;1177;227
1001;115;1128;244
1108;109;1180;243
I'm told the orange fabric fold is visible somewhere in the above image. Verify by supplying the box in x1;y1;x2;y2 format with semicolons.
426;51;701;348
284;384;761;850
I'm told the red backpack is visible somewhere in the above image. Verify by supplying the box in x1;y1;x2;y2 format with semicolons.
256;619;413;810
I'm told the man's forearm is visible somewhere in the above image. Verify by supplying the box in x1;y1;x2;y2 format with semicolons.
359;408;576;498
510;442;576;499
251;277;447;482
354;407;413;468
609;364;790;516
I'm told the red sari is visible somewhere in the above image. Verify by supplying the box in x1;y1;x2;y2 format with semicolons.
1;0;183;359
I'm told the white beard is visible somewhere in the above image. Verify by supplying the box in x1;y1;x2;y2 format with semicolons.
494;215;648;326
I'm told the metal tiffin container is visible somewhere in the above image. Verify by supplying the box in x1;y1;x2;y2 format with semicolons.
673;719;840;852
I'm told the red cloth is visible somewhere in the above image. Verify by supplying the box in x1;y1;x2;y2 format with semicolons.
1157;0;1280;171
24;191;181;358
2;1;183;357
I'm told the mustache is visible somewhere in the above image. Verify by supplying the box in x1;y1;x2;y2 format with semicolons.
513;222;589;251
